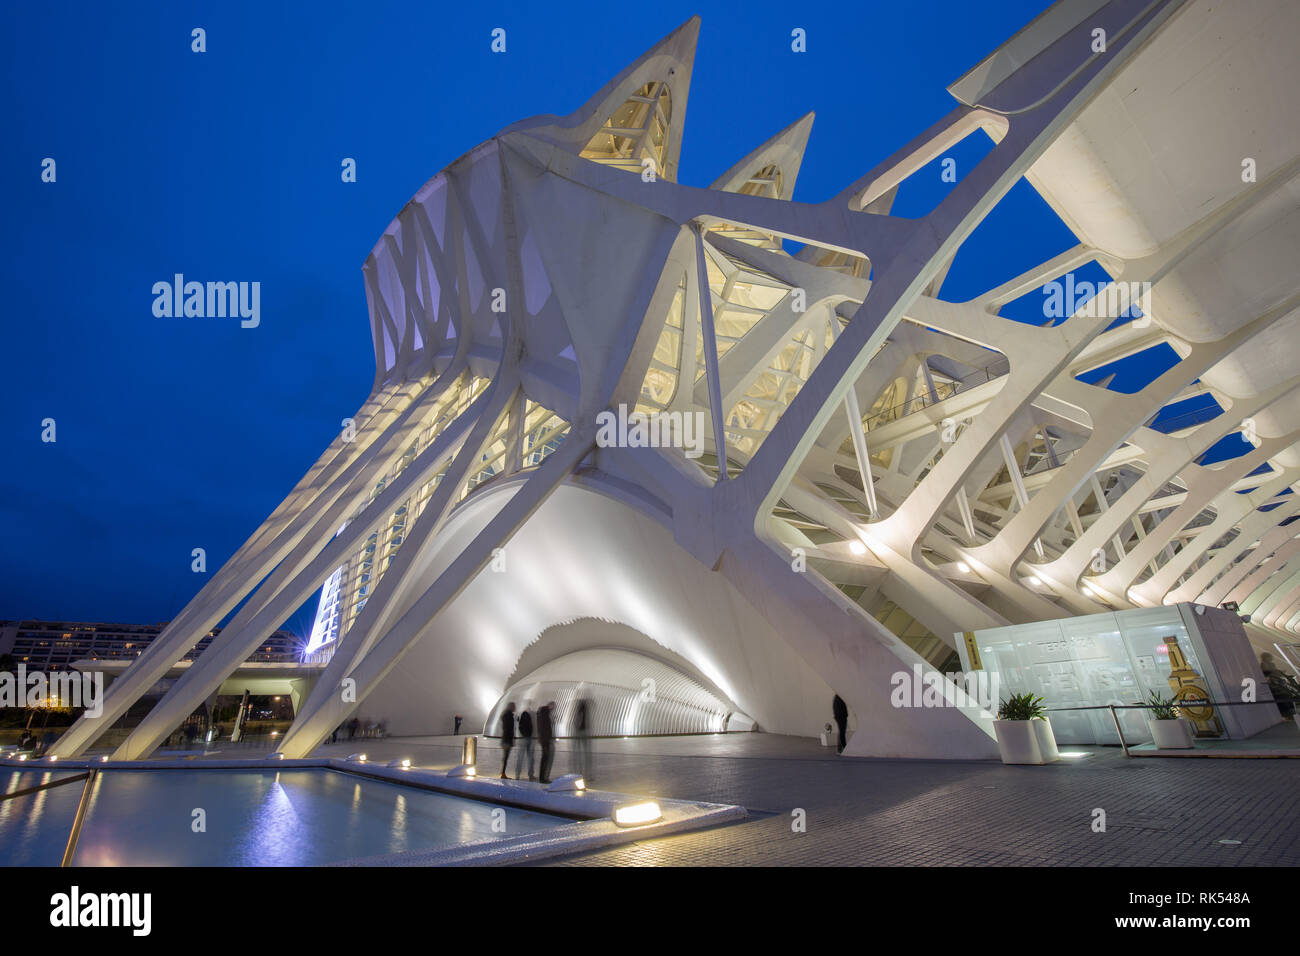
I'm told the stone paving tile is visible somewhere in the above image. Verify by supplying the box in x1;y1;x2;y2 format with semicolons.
293;733;1300;866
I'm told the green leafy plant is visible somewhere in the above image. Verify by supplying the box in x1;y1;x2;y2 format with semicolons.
997;692;1046;721
1146;690;1179;720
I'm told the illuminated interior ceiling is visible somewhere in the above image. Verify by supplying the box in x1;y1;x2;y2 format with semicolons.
48;0;1300;764
485;647;753;738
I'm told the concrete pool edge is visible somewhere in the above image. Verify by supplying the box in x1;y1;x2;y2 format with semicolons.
0;754;748;866
329;801;747;866
322;759;749;865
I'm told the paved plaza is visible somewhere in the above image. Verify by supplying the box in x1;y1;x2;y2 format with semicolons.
274;729;1300;867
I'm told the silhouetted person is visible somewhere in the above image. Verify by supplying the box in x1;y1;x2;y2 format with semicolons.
537;702;556;784
18;730;34;751
454;714;463;735
499;702;517;779
832;694;849;753
514;707;535;780
573;697;593;782
348;716;360;740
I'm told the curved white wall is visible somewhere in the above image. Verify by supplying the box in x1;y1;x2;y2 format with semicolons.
485;647;752;738
362;478;839;738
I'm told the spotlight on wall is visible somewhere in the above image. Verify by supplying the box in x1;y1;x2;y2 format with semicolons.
613;801;662;827
547;774;585;793
848;540;867;556
957;561;971;573
387;758;411;769
1081;584;1094;596
1026;575;1042;586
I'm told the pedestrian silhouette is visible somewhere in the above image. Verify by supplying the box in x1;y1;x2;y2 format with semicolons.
537;701;556;784
832;694;849;753
573;696;593;782
514;707;536;780
499;702;517;779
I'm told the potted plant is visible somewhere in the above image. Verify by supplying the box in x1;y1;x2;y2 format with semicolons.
1145;690;1193;749
994;693;1058;764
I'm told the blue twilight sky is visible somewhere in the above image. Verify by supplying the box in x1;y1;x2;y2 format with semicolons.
7;0;1195;632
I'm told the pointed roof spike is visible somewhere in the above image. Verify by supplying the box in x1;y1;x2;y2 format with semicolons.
498;15;701;183
709;111;815;200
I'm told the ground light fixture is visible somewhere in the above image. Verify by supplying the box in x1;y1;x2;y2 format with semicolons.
346;753;367;763
267;752;286;760
546;774;585;792
612;801;662;827
447;763;476;778
387;758;411;769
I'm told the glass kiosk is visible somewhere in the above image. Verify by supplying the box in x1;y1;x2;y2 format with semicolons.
957;604;1275;746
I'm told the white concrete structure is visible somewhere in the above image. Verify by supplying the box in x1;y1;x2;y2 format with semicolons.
48;0;1300;761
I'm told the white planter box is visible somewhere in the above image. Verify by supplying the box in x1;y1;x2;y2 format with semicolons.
1147;716;1193;749
993;719;1044;764
1033;717;1060;762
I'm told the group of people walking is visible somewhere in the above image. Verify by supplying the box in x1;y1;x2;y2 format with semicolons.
497;698;593;784
498;701;556;783
330;716;386;742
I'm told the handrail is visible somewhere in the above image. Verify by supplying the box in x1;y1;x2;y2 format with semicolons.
1146;404;1222;434
1045;697;1292;712
1042;697;1297;758
60;768;98;868
862;360;1010;430
0;770;91;802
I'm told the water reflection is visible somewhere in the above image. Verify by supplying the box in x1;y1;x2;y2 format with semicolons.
3;768;565;866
